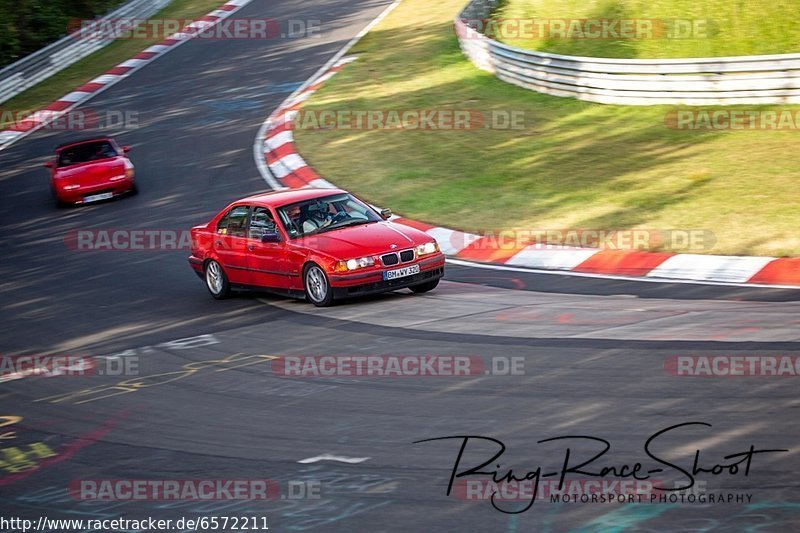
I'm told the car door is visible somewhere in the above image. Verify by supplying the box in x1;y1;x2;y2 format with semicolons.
213;205;251;285
246;206;289;290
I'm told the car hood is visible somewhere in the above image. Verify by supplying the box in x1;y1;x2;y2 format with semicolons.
299;221;433;258
54;157;127;186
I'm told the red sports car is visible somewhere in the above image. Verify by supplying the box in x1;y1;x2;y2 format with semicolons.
188;188;445;306
46;137;136;206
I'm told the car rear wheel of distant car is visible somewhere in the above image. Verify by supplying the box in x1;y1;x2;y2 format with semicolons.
205;260;231;300
304;263;334;307
52;186;68;208
409;279;440;294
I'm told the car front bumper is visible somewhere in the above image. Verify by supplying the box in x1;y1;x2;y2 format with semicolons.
330;255;445;299
55;178;135;204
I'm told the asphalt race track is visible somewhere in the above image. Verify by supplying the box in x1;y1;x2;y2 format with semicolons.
1;1;799;531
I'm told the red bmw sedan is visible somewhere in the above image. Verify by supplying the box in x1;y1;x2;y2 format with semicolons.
188;188;445;306
46;137;136;206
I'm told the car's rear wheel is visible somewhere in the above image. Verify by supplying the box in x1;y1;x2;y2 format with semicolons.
304;263;334;307
410;278;439;294
205;260;231;299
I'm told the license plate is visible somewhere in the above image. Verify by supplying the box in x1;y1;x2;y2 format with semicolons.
384;264;420;281
83;192;113;203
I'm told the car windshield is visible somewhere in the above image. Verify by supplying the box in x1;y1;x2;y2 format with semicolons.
277;193;382;238
57;141;118;167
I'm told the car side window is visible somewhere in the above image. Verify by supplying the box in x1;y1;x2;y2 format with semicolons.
277;208;301;238
216;206;250;237
248;207;277;240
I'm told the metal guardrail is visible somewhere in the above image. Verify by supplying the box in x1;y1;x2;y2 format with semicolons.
0;0;172;105
455;0;800;105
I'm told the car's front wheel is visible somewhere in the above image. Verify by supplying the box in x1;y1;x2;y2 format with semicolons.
304;263;334;307
205;260;231;299
410;278;439;294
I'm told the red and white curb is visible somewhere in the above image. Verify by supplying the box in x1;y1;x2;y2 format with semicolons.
0;0;253;152
256;58;800;288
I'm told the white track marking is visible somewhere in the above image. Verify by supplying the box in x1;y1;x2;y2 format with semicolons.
298;454;371;464
646;254;775;283
253;0;402;190
446;258;800;289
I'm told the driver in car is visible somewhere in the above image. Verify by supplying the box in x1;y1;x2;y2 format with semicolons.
94;142;115;160
301;201;334;234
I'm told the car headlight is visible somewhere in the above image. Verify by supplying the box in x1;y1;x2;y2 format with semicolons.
334;256;375;272
415;241;439;256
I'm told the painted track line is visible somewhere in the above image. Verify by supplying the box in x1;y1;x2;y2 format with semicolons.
254;0;401;191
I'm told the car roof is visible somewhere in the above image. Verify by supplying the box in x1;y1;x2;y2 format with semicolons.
55;136;114;151
239;188;347;208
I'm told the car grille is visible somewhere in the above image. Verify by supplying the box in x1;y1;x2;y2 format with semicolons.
381;249;415;266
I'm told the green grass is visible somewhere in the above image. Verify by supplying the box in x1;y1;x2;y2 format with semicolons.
292;0;800;257
493;0;800;58
1;0;225;126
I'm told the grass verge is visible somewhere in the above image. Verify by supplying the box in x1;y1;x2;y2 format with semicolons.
292;0;800;257
493;0;800;59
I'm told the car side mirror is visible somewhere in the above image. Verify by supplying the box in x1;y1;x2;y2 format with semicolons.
44;161;54;168
380;208;392;219
122;146;131;153
261;231;281;243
